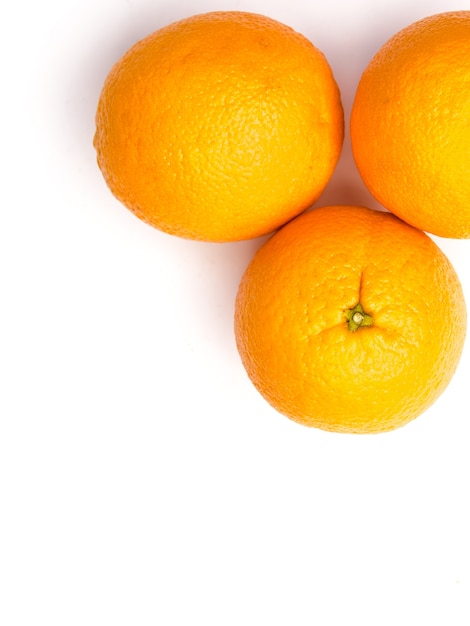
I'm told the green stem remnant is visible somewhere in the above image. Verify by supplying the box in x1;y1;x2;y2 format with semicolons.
345;302;373;332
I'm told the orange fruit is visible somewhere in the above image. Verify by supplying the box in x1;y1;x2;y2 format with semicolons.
350;11;470;239
234;205;467;434
94;11;343;242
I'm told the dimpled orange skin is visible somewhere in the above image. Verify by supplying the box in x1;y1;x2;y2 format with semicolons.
234;206;467;434
94;11;344;242
350;11;470;239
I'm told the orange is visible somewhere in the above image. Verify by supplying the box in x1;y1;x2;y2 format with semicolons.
234;205;467;434
93;11;343;242
350;11;470;239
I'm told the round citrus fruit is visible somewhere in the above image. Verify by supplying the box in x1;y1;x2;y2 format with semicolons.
94;11;344;242
234;205;467;434
350;11;470;239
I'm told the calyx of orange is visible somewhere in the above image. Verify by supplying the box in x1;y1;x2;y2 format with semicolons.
345;302;373;332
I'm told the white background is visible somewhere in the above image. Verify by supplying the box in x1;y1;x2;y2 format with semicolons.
1;0;470;624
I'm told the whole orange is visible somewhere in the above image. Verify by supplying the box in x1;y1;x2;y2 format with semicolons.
350;11;470;239
234;206;467;434
94;11;343;242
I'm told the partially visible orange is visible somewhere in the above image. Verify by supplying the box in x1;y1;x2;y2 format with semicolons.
234;205;467;434
94;11;343;242
350;11;470;239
